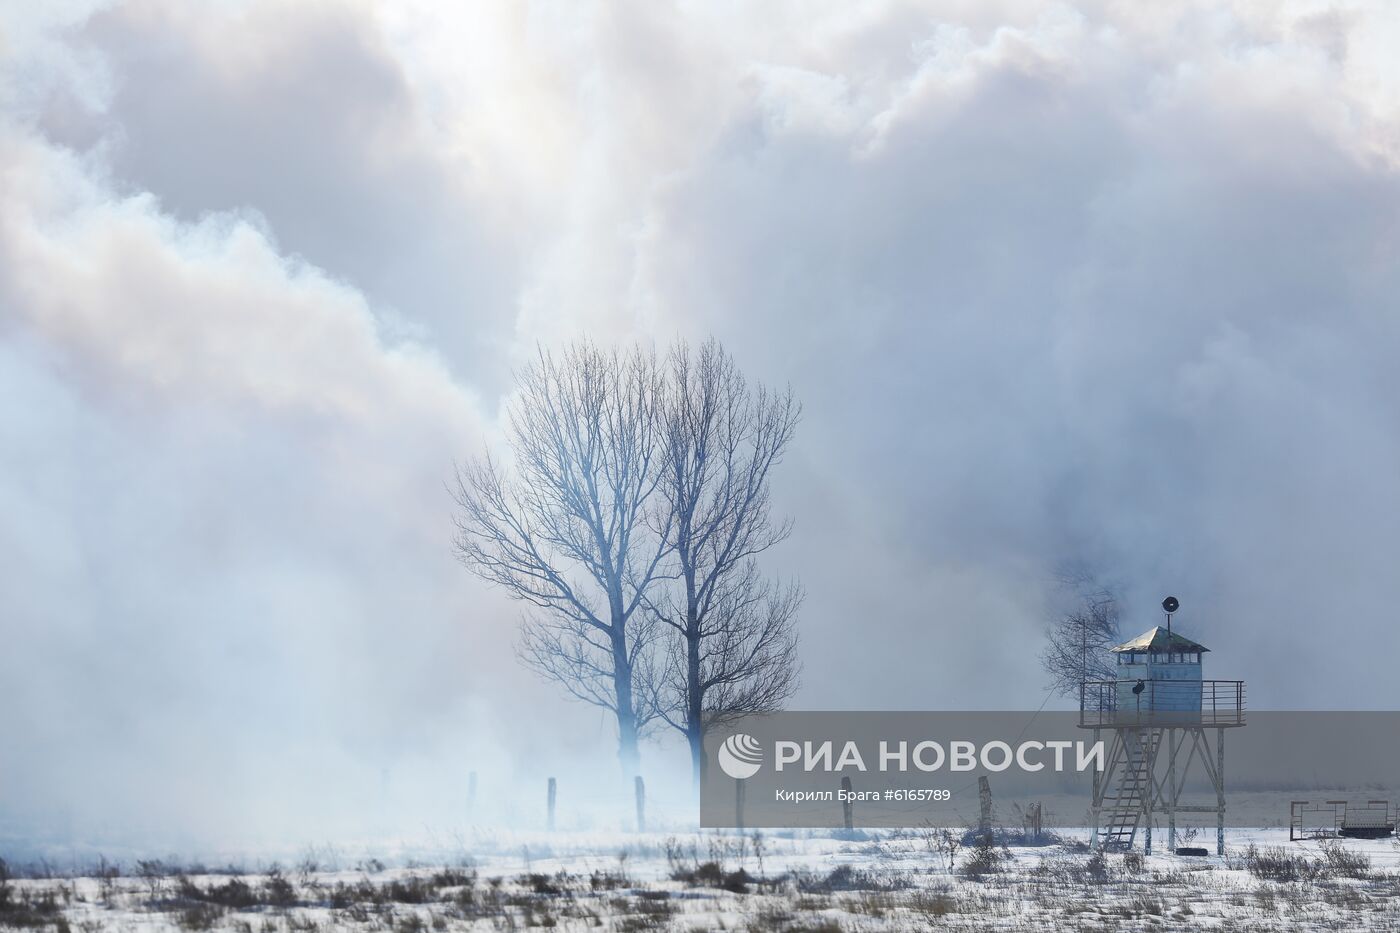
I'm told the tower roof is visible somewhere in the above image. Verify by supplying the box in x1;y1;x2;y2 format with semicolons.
1110;626;1209;654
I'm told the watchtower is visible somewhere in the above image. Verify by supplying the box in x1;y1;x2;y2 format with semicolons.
1078;597;1245;854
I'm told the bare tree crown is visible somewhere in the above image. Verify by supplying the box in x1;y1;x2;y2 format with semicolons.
1040;570;1122;702
451;339;802;781
646;339;803;780
451;343;671;773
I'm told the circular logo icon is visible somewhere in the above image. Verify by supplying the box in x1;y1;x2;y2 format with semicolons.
717;733;763;779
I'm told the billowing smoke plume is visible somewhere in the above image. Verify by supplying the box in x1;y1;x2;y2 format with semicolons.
2;1;1399;856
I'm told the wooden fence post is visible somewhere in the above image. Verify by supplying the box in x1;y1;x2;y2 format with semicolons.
840;776;854;831
978;776;993;844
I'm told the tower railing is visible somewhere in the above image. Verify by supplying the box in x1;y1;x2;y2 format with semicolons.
1078;679;1246;728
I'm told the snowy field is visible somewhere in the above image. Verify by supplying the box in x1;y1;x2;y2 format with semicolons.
4;828;1400;931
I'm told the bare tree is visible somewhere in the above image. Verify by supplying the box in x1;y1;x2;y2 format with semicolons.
1040;570;1121;705
451;343;670;779
646;339;802;785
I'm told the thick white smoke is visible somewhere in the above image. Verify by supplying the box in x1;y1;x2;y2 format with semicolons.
2;0;1399;856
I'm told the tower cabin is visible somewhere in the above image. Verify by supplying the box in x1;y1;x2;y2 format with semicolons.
1111;626;1207;716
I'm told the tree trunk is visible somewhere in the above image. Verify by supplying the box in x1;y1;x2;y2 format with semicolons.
683;555;705;789
615;706;640;779
612;624;640;780
686;616;704;788
688;724;704;789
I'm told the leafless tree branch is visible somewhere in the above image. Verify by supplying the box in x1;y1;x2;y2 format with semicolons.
1040;569;1122;704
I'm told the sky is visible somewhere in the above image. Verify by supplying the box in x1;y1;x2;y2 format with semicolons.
2;0;1400;856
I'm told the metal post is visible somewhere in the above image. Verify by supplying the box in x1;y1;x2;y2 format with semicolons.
547;777;557;831
634;776;646;833
840;776;854;831
735;779;745;832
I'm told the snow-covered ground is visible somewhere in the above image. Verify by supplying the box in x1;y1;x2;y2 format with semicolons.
4;828;1399;930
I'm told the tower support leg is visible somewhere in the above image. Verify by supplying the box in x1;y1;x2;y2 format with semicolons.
1167;730;1178;852
1142;729;1155;854
1090;727;1102;850
1216;727;1226;856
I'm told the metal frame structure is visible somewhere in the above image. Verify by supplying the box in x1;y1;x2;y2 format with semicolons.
1290;800;1396;840
1079;679;1246;854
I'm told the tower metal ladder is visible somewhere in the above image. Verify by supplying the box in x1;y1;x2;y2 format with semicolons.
1100;728;1160;850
